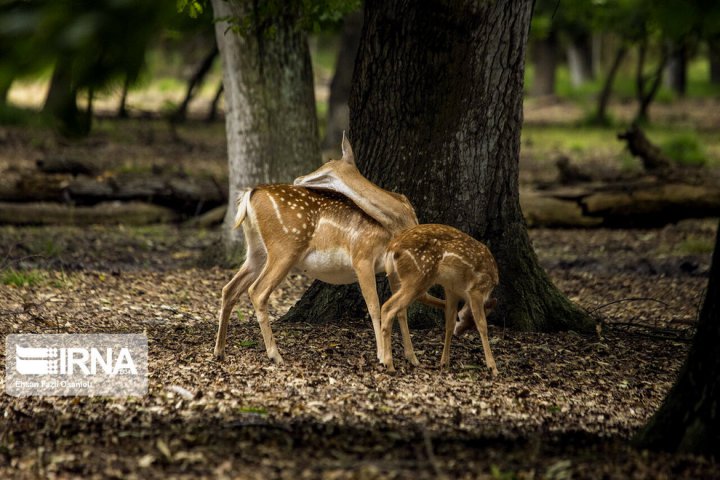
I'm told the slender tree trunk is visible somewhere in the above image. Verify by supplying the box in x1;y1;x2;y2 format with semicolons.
285;0;594;333
0;76;12;105
173;46;219;122
634;40;668;124
709;38;720;85
635;221;720;456
567;33;594;87
594;45;627;124
206;83;223;122
322;10;363;151
117;76;130;118
531;32;558;97
211;0;320;254
664;41;687;96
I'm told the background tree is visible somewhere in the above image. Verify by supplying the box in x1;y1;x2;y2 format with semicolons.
529;1;559;97
0;0;173;135
286;0;594;333
635;221;720;456
322;10;363;152
210;0;358;253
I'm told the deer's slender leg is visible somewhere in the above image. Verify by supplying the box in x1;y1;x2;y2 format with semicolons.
387;271;419;366
440;291;459;369
469;292;498;376
380;286;423;371
416;293;444;309
247;253;298;364
354;260;383;361
214;260;261;360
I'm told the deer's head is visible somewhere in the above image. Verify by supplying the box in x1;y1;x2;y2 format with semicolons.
294;133;419;232
294;132;359;190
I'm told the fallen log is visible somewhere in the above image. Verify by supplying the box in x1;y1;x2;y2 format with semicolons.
522;179;720;228
0;171;227;215
0;201;178;226
35;156;99;176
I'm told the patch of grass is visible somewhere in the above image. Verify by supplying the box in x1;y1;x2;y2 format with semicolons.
236;406;267;415
0;104;52;128
490;465;517;480
526;58;719;104
661;133;706;167
237;339;257;348
521;125;720;169
676;237;715;255
1;269;44;287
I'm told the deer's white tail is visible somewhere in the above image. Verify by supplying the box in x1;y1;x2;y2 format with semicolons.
233;189;253;229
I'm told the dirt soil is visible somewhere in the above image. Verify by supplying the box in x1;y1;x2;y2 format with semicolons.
0;218;717;479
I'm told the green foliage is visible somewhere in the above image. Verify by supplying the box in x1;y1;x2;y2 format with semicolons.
661;133;707;167
1;269;43;287
217;0;361;37
177;0;204;18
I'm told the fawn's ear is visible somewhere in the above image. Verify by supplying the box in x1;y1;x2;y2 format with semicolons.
341;131;356;166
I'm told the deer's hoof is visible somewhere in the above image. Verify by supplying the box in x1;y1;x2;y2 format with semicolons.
268;351;284;365
214;350;225;361
406;354;420;367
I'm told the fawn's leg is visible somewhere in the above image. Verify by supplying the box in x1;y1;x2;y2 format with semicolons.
380;289;416;372
469;292;498;376
387;271;419;366
440;291;459;368
247;254;297;364
215;260;261;360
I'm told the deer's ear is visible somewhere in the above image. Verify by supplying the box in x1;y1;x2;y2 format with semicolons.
341;131;356;166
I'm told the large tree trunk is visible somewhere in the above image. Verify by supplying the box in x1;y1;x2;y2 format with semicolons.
43;56;88;136
567;33;594;87
285;0;593;333
322;10;363;152
635;221;720;456
531;32;558;97
211;0;320;254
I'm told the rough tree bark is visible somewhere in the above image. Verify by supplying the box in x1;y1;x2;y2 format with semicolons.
635;220;720;457
531;31;558;97
211;0;320;253
285;0;594;333
322;10;363;151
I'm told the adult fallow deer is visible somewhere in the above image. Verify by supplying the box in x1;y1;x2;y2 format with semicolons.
215;135;446;364
380;224;499;375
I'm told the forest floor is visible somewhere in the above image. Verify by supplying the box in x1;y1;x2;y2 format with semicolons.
1;105;720;477
0;218;716;479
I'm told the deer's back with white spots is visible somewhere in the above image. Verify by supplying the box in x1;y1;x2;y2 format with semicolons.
240;184;390;284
